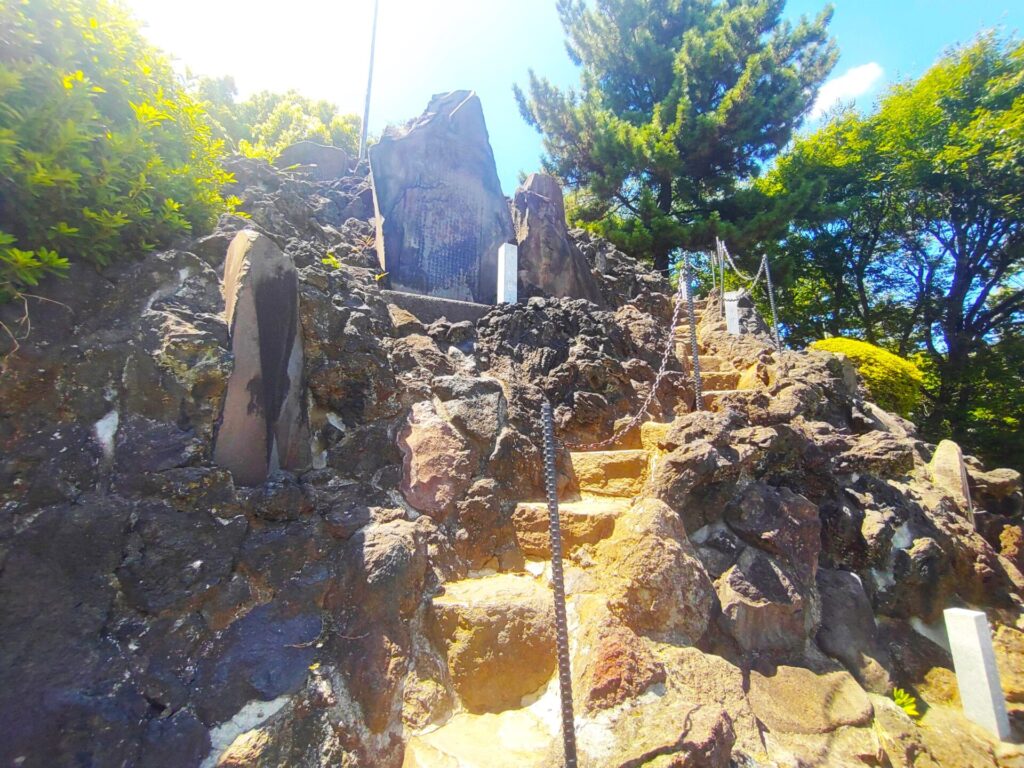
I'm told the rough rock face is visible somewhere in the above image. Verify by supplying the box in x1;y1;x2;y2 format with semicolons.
369;90;514;304
512;173;604;305
275;141;354;181
3;147;1024;768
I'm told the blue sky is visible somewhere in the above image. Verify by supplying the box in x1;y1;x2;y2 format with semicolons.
127;0;1024;194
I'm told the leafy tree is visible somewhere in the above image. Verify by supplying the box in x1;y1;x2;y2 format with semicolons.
961;326;1024;470
756;112;913;348
192;77;361;160
514;0;837;273
876;36;1024;443
0;0;235;300
762;34;1024;465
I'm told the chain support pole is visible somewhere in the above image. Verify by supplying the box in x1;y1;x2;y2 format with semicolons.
682;251;703;411
763;254;782;352
541;401;578;768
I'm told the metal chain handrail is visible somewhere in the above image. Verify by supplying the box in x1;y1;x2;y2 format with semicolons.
562;267;692;451
542;400;578;768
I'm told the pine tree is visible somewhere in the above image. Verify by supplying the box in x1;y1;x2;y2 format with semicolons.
514;0;837;273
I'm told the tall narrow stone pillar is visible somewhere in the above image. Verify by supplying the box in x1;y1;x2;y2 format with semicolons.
214;230;310;486
944;607;1011;740
497;243;518;304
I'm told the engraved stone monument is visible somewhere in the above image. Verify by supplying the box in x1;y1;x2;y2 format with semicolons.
369;90;514;304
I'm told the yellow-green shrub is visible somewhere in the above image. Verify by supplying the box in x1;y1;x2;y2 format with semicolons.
0;0;236;298
194;78;361;161
810;337;925;417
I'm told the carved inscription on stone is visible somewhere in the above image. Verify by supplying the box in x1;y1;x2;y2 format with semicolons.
370;90;513;304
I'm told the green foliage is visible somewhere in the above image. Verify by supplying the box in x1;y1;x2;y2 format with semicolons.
0;0;235;298
515;0;837;272
811;337;924;418
892;688;921;720
193;76;360;161
761;34;1024;468
321;251;342;271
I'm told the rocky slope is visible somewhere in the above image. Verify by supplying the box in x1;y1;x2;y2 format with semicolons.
1;156;1023;767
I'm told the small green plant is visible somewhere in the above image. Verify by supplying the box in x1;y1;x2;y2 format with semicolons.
0;0;236;301
321;251;342;270
810;337;925;418
893;687;921;719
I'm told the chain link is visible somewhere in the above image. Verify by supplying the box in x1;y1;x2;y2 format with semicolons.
763;253;783;352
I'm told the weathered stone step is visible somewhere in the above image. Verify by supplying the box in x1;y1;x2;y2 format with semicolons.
674;352;729;371
640;420;672;452
403;707;557;767
512;499;628;557
701;370;741;390
380;288;491;325
430;573;555;715
569;449;650;498
702;389;741;410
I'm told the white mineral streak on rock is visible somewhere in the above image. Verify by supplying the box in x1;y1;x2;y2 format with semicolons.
93;410;118;459
201;695;290;768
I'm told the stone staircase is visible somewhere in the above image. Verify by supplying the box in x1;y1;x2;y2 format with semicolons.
403;294;748;767
673;298;747;410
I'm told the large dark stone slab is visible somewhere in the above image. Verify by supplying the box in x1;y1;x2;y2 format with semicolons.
214;230;310;486
513;173;604;305
369;90;514;304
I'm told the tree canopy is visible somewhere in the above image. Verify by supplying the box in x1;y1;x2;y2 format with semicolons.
194;76;361;161
514;0;837;273
0;0;235;299
761;34;1024;467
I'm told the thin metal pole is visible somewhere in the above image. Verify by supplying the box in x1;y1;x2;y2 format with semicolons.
682;251;703;411
358;0;380;162
541;401;578;768
763;254;782;351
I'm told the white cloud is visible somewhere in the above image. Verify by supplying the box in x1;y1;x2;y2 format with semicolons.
810;62;884;119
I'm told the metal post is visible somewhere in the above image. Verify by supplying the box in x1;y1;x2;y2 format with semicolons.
763;254;782;351
719;241;726;319
358;0;380;162
682;251;703;411
541;401;578;768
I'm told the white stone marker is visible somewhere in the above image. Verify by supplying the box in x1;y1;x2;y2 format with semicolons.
944;607;1011;740
724;290;744;335
497;243;518;304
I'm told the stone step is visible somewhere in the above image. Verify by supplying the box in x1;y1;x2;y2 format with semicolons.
403;707;557;767
639;421;673;452
512;499;628;557
701;370;741;390
569;449;651;498
380;288;491;325
702;389;741;410
430;573;556;715
675;352;729;372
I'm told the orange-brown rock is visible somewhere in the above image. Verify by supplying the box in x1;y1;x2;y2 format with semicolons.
429;573;555;713
595;498;716;644
577;623;665;711
397;400;477;517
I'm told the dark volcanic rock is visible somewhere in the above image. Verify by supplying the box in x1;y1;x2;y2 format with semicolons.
369;90;514;304
275;141;353;180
